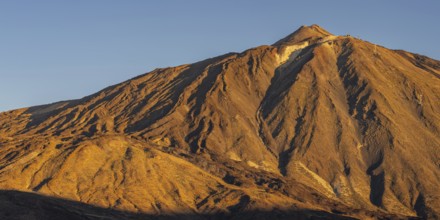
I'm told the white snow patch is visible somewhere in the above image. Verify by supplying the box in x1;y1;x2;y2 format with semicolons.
276;41;309;67
293;162;336;198
247;160;260;168
228;152;242;161
275;35;340;69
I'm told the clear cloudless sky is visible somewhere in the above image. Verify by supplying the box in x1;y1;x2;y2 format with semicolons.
0;0;439;112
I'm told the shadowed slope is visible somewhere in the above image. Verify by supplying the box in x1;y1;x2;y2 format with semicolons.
0;190;419;220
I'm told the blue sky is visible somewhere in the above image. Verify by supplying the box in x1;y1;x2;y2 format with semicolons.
0;0;439;112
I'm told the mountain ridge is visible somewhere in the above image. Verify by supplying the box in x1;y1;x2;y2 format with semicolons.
0;25;439;219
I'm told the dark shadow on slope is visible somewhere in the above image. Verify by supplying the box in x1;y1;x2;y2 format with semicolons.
335;42;376;124
20;54;236;135
126;53;236;133
336;43;389;209
0;190;374;220
22;100;78;132
260;46;315;118
258;45;316;176
369;171;385;207
226;195;250;213
414;193;427;219
180;60;228;153
394;50;440;79
363;143;386;207
32;177;53;192
278;114;305;176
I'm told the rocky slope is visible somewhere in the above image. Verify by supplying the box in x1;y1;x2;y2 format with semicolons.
0;25;439;219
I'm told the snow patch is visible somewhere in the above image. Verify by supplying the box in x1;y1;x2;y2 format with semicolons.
293;162;336;198
247;160;260;168
276;41;309;67
228;152;242;161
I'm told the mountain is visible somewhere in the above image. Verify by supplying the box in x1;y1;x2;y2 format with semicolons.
0;24;439;219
